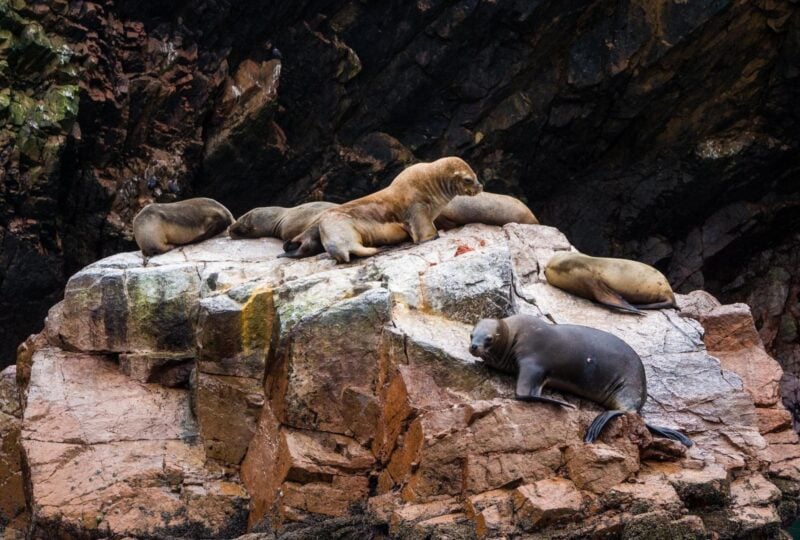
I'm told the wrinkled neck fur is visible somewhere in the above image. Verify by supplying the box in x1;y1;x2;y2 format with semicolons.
486;319;517;374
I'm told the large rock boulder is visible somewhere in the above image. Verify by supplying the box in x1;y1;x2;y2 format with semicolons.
2;223;798;538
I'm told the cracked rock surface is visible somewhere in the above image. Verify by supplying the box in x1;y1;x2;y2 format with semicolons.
1;223;797;538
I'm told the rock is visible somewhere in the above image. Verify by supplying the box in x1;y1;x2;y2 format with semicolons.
193;371;265;465
669;465;731;509
691;303;784;407
603;473;683;514
389;498;462;534
513;478;584;530
20;349;248;538
12;223;800;537
565;442;640;494
0;366;27;536
730;474;782;507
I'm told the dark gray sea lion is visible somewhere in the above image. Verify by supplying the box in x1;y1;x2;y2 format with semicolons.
544;252;676;315
133;197;234;262
469;314;692;446
433;192;538;230
283;157;483;263
229;201;338;241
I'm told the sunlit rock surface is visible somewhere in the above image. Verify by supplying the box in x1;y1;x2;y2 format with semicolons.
3;224;798;538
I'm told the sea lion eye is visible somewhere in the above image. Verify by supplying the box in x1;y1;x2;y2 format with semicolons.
484;336;493;345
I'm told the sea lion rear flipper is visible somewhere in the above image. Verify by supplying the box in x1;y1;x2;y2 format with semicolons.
283;239;301;252
646;423;693;447
585;410;625;443
587;278;645;315
633;301;677;310
515;359;577;409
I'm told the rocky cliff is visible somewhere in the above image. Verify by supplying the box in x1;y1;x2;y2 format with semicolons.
1;224;799;539
0;1;798;430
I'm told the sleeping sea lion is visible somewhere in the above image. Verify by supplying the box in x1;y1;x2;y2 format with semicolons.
229;201;338;241
469;314;692;446
433;192;538;230
284;156;482;262
133;197;234;262
544;252;676;315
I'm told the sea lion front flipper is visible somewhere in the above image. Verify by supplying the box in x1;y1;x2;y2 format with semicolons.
587;277;645;315
585;410;625;443
515;359;577;409
406;204;439;243
645;423;693;447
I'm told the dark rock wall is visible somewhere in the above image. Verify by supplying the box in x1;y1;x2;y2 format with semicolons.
0;1;798;409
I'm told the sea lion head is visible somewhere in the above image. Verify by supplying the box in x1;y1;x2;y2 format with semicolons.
229;207;284;238
469;318;501;359
438;156;483;196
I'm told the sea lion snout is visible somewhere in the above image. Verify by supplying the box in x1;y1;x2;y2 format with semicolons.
229;217;251;237
469;319;498;358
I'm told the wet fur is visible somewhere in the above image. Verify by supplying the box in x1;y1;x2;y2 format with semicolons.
469;315;692;446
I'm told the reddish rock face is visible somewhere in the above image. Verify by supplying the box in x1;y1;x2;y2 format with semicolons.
0;366;27;538
2;224;798;537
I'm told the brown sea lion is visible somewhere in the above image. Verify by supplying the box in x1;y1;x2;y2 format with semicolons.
544;252;676;315
229;202;338;242
433;192;538;230
469;314;692;446
283;157;482;262
280;191;538;258
133;197;234;262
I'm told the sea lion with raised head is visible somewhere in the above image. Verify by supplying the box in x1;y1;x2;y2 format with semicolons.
544;252;676;315
469;314;692;446
229;201;338;242
133;197;234;262
434;192;538;230
280;191;538;258
283;157;483;262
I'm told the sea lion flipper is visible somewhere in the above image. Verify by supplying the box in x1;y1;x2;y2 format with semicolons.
406;205;439;243
633;301;677;310
584;410;625;443
515;359;577;409
646;424;693;447
587;278;645;315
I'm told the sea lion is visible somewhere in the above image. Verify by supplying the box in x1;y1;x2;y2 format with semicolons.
469;314;692;446
283;156;483;262
544;252;676;315
433;192;538;230
133;197;234;262
229;201;338;241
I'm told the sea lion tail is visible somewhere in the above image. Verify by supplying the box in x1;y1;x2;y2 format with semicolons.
584;410;624;443
646;423;693;447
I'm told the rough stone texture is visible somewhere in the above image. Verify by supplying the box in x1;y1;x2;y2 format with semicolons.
4;224;799;538
20;348;248;539
0;1;798;406
513;478;584;530
0;366;26;538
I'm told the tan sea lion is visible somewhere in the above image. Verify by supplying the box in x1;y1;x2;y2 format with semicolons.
434;192;538;230
133;197;234;262
229;202;338;242
544;252;676;315
280;191;537;258
283;157;483;262
469;314;692;446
